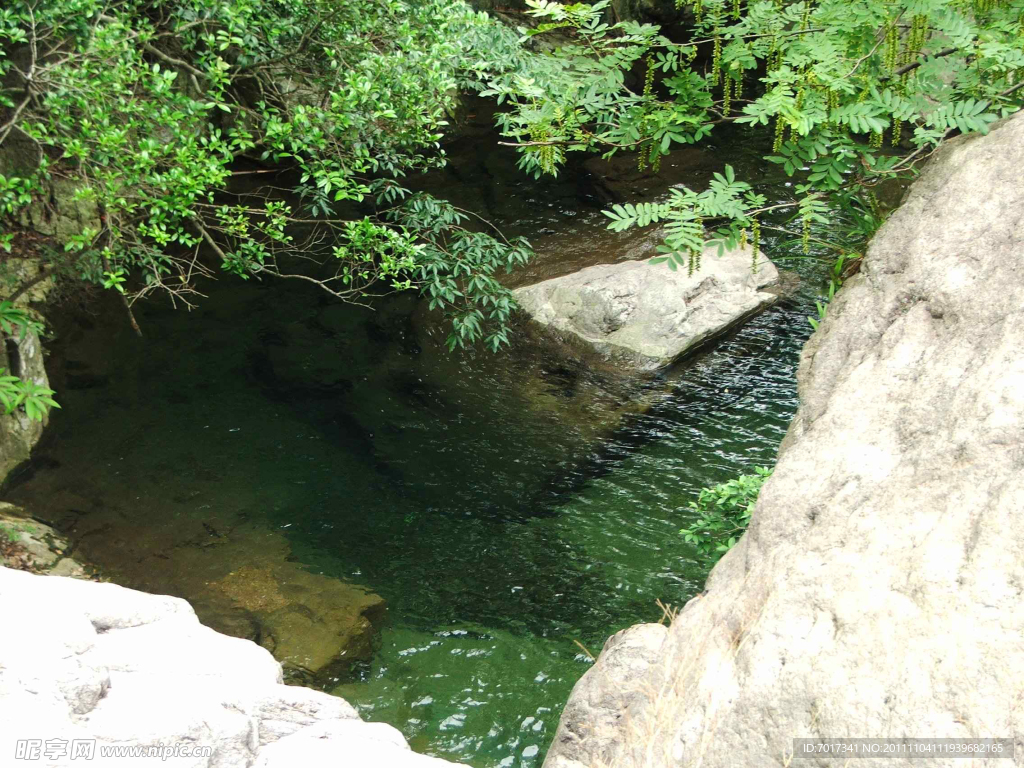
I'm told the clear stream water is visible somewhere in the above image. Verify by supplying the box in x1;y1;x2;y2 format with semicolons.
7;119;827;766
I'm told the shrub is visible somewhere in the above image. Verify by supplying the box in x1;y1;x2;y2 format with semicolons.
680;466;772;560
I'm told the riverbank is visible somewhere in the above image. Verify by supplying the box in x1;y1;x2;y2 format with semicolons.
5;266;817;766
0;90;828;766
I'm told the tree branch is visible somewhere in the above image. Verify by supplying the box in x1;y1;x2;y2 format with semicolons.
0;5;37;146
5;267;51;304
999;80;1024;99
142;42;206;79
0;93;33;146
881;47;958;82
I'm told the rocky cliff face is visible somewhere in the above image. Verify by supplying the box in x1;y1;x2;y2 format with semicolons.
543;112;1024;767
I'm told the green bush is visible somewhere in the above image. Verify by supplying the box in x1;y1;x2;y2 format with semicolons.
680;466;771;560
494;0;1024;273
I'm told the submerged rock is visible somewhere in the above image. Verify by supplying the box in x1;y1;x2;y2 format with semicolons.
543;114;1024;766
0;565;465;767
189;548;386;686
208;563;386;683
514;245;779;372
17;482;388;688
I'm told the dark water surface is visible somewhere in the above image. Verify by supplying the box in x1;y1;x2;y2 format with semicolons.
7;120;825;766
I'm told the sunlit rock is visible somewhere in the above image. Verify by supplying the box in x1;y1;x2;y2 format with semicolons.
545;623;667;768
514;245;780;372
0;566;465;767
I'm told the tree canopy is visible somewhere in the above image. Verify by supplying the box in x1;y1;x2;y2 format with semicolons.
0;0;531;351
492;0;1023;271
0;0;1021;418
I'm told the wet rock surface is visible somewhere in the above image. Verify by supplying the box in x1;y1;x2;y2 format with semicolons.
0;502;90;577
206;561;387;684
0;326;51;480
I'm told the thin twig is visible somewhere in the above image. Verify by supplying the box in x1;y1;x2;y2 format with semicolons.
998;80;1024;99
686;27;825;48
141;42;206;78
0;5;37;146
101;254;142;336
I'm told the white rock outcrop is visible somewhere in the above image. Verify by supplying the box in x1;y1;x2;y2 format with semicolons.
0;566;464;767
514;245;779;371
543;115;1024;766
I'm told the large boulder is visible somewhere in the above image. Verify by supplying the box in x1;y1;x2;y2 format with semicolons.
546;624;668;767
0;565;466;767
514;245;779;372
543;113;1024;766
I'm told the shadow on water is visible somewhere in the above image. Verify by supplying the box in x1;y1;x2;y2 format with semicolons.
528;297;808;512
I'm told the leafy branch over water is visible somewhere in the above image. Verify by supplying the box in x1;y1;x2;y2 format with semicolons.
1;0;1022;421
681;466;772;560
0;0;534;353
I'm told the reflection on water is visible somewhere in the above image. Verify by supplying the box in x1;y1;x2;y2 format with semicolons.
6;117;823;766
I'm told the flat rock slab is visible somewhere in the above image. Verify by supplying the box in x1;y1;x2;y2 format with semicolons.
514;245;779;372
